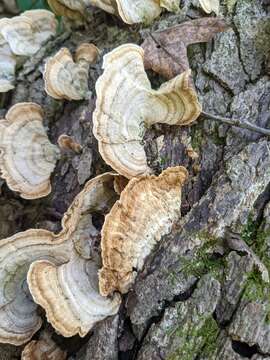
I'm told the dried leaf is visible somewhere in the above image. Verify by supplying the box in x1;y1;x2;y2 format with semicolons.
142;17;229;79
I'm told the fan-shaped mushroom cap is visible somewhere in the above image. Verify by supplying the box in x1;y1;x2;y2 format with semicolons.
21;330;67;360
0;11;57;56
0;172;121;345
159;0;179;12
99;166;188;296
47;0;83;20
28;255;121;338
0;229;71;345
90;0;116;14
75;43;100;63
199;0;219;15
23;10;58;45
93;44;201;179
47;0;178;24
0;36;16;92
114;0;162;24
0;103;60;199
44;44;98;100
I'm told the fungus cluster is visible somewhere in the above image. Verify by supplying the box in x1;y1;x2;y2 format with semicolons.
0;2;225;354
44;43;99;100
0;173;121;346
47;0;180;24
0;10;57;92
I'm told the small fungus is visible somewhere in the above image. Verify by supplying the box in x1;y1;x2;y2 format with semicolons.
58;134;83;153
44;43;99;100
21;329;67;360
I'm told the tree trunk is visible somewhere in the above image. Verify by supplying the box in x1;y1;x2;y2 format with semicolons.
1;0;270;359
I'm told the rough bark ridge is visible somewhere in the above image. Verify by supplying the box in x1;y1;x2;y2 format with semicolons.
0;0;270;359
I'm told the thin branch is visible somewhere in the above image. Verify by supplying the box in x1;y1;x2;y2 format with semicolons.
201;111;270;137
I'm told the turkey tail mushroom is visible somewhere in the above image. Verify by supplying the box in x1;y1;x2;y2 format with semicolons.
93;44;201;179
0;173;122;345
99;166;188;296
0;102;60;199
44;43;99;100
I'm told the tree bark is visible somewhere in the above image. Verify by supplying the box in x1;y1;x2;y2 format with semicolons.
1;0;270;359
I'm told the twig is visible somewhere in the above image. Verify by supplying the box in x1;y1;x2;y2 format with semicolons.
201;111;270;137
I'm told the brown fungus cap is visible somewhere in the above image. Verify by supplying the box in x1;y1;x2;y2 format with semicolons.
99;166;188;296
21;330;67;360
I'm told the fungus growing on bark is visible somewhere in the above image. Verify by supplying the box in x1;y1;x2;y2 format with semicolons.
93;44;201;179
44;43;99;100
0;10;57;56
0;36;16;92
0;229;70;345
28;255;121;337
21;330;67;360
0;173;121;345
58;134;82;153
47;0;84;20
47;0;179;24
99;166;188;296
0;11;57;93
199;0;219;15
0;102;60;199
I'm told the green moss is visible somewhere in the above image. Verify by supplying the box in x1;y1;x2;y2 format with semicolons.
241;215;259;246
241;219;270;323
191;126;204;151
226;0;238;13
166;232;225;287
159;156;169;166
180;234;225;281
167;317;219;360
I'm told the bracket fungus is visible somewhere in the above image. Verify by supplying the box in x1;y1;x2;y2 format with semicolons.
47;0;179;24
99;166;188;296
27;172;122;337
0;173;122;345
0;10;57;56
28;255;121;338
44;43;99;100
0;103;60;199
199;0;219;15
93;44;201;179
0;36;16;92
21;330;67;360
0;10;57;92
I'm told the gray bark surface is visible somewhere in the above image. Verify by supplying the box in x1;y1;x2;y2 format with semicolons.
0;0;270;358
